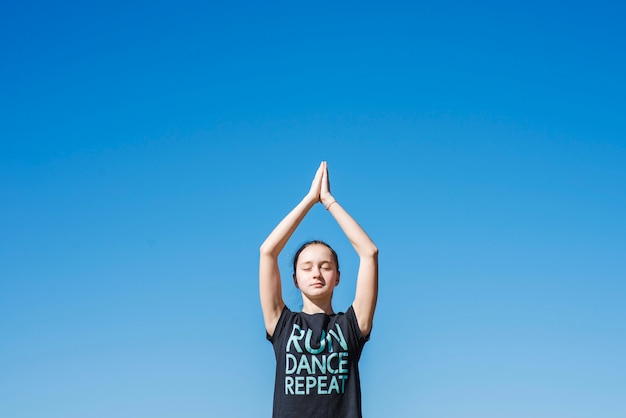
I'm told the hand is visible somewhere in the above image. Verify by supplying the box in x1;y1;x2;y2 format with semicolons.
306;162;324;203
320;161;335;206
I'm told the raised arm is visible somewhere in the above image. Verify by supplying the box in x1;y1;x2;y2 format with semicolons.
259;163;323;336
320;162;378;336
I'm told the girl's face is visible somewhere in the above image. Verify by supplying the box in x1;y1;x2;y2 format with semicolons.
294;244;340;300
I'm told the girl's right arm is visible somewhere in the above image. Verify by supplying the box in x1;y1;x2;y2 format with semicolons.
259;163;323;336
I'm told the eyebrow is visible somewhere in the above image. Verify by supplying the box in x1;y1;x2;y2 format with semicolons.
298;260;333;266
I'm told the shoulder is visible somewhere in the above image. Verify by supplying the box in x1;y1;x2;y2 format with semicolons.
345;306;371;341
266;305;294;342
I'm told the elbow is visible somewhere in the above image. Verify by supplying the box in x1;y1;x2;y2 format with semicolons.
259;242;277;257
362;244;378;258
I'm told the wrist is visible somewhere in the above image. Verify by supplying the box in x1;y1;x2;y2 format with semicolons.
321;195;336;209
320;194;335;206
325;200;338;210
304;193;320;207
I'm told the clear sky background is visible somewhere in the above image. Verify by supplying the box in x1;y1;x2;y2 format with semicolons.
1;1;625;417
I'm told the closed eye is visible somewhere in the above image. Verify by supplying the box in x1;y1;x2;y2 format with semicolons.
299;262;313;271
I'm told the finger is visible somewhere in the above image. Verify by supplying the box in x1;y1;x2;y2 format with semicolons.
314;165;324;181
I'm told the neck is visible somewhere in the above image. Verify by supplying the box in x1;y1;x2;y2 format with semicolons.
301;297;334;315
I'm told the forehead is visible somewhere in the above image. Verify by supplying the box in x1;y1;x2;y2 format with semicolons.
298;244;334;263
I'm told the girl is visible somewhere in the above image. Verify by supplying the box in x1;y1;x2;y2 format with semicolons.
260;162;378;418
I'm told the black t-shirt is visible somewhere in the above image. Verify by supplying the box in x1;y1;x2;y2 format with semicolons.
267;306;369;418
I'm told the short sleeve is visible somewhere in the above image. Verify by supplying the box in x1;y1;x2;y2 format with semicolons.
266;305;291;342
347;305;370;344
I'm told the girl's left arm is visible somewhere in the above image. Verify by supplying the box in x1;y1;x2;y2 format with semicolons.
320;163;378;336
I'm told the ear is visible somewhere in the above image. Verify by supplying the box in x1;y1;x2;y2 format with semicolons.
293;274;299;289
335;271;341;286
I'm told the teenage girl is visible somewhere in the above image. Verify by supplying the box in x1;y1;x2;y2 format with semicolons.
260;161;378;418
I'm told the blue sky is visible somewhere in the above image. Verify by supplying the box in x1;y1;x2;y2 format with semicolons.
1;1;625;417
